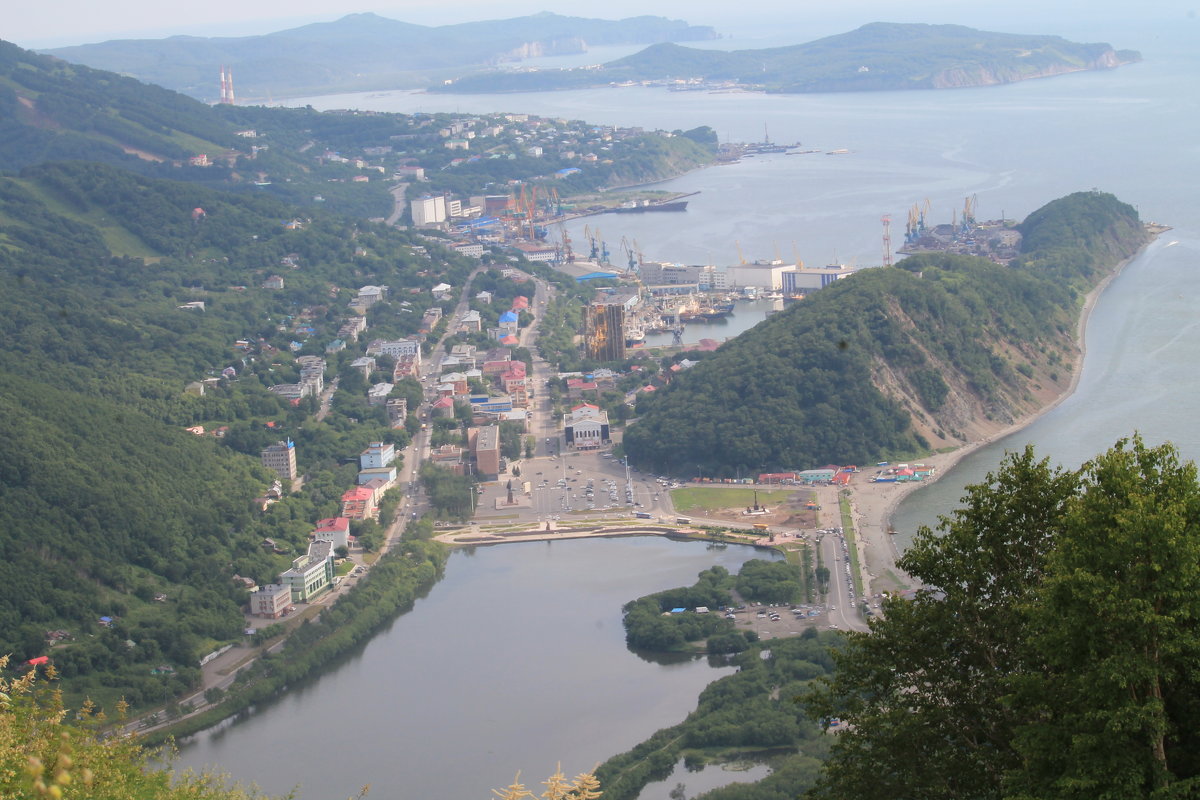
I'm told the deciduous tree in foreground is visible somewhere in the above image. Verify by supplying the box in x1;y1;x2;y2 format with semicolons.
804;437;1200;800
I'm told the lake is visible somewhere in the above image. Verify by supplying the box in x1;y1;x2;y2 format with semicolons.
177;537;781;799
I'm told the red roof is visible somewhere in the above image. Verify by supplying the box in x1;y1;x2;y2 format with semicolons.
342;487;374;502
27;656;49;666
571;402;600;412
511;296;529;310
433;396;455;408
500;334;519;345
315;517;350;533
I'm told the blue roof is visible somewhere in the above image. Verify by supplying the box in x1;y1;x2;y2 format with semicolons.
499;310;519;323
670;608;686;614
575;271;619;283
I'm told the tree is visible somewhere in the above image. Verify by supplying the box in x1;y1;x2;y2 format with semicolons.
804;445;1077;800
1006;437;1200;799
804;439;1200;800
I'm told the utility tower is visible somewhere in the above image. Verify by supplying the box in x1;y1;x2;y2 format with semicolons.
882;215;893;267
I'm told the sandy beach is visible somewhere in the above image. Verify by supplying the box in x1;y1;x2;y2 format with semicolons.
845;230;1164;594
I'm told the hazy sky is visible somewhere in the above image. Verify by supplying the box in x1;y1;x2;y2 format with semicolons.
10;0;1195;50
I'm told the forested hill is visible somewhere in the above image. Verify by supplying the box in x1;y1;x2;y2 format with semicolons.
43;12;718;101
437;22;1139;94
623;192;1148;476
0;158;474;709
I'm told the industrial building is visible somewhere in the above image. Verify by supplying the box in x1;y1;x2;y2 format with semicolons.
585;301;626;361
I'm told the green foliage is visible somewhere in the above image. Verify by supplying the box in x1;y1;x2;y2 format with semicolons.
596;633;841;800
734;560;804;605
625;192;1148;476
419;463;475;520
803;437;1200;799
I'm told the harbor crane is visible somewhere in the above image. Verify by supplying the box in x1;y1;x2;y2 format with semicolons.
620;237;638;272
736;239;747;265
584;225;600;261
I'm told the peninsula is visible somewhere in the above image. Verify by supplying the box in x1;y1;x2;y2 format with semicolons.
436;22;1140;94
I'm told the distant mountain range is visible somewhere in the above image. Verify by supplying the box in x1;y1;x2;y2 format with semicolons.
43;12;718;101
438;22;1141;94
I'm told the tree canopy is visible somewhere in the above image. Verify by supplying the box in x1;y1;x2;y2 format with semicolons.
804;437;1200;799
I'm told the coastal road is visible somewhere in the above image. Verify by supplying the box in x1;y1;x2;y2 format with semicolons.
819;530;869;633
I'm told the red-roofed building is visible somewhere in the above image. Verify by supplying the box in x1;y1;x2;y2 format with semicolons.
511;296;529;311
313;517;352;550
340;486;377;519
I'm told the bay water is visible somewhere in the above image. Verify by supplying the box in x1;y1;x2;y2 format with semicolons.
178;16;1200;798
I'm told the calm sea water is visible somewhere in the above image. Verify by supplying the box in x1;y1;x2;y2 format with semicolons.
181;17;1200;798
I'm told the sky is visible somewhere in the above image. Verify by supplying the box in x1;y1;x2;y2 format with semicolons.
9;0;1196;51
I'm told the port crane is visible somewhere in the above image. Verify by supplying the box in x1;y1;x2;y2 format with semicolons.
619;237;641;272
584;225;600;261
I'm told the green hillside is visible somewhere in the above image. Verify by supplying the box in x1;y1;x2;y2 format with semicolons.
438;22;1140;94
44;12;718;100
623;192;1148;476
0;158;476;709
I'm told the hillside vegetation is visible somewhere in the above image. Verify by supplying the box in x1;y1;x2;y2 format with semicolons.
623;192;1148;476
0;157;475;710
438;22;1139;94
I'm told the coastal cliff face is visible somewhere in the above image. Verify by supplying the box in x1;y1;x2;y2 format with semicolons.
930;48;1131;89
500;37;587;61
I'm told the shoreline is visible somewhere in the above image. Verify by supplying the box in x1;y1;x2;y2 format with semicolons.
848;227;1166;593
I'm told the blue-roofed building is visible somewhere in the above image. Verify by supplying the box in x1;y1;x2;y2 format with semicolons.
576;271;619;283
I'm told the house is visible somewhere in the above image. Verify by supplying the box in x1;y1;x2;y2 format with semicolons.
250;584;294;618
262;275;285;290
367;383;394;405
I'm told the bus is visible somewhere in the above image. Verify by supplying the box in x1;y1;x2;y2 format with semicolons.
634;511;653;519
676;516;692;525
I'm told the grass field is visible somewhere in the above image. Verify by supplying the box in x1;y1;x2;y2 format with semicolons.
670;487;795;514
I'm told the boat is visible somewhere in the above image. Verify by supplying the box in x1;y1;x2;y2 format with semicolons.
625;328;645;347
610;200;688;214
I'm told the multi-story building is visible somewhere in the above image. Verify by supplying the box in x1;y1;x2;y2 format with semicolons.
250;584;293;618
280;541;335;603
564;404;611;450
340;486;378;519
360;441;396;469
474;425;501;479
411;195;447;226
312;517;351;551
261;440;297;481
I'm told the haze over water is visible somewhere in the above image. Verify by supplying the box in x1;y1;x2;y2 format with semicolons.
178;14;1200;798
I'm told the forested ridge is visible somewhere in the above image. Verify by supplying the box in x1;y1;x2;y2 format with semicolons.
0;155;480;710
624;191;1148;476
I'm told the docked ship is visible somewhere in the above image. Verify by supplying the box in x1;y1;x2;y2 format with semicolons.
625;327;646;347
611;199;689;213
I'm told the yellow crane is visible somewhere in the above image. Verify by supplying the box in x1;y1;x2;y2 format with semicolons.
735;239;747;265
